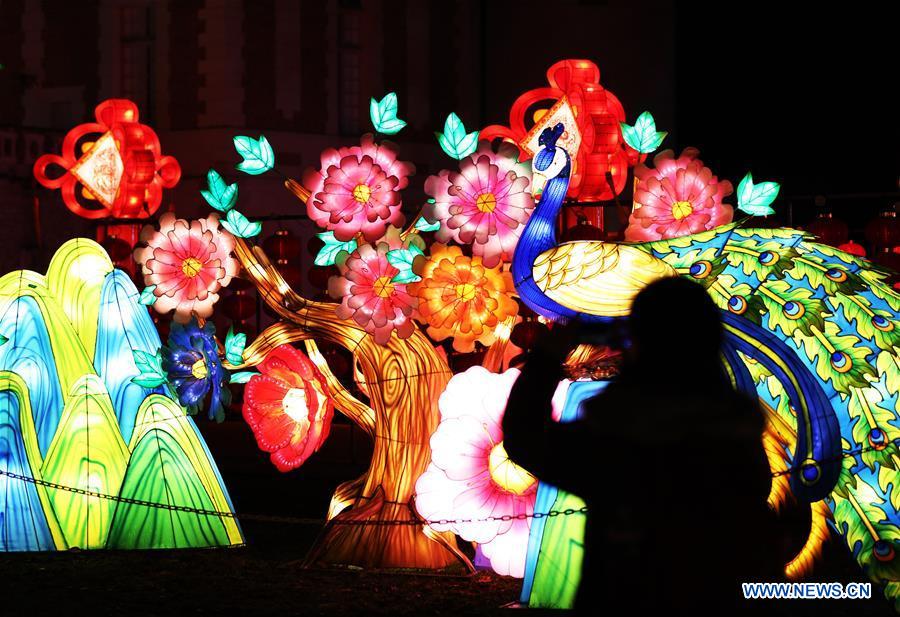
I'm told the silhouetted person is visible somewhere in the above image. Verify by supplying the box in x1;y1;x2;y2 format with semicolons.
503;277;783;613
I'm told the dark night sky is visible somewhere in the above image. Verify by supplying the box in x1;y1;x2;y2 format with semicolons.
674;6;898;204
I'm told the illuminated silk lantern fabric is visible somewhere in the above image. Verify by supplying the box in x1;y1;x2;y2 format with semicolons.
408;244;519;352
243;344;335;472
520;379;607;609
481;59;637;201
327;232;417;345
133;213;239;324
415;367;537;578
33;99;181;219
625;148;734;242
0;238;242;550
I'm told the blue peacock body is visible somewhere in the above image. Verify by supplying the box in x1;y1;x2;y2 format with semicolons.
513;125;900;608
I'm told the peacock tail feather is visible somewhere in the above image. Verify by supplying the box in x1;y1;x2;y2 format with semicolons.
634;224;900;606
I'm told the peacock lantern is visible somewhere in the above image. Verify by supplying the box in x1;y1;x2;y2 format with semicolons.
512;121;900;607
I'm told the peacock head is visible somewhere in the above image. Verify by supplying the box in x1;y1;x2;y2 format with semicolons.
532;123;570;191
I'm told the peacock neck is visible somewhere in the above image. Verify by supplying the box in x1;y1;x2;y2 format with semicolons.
512;175;567;284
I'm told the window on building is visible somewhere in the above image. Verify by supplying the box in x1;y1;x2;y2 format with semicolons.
338;2;361;135
120;3;155;119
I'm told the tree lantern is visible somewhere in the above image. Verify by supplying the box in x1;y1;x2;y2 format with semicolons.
481;59;638;202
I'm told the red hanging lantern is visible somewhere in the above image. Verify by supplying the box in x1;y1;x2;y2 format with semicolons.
865;209;900;253
481;59;637;202
33;99;180;220
263;228;303;265
221;291;256;323
805;212;848;247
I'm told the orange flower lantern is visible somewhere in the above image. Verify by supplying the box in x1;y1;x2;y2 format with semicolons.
481;59;638;202
33;98;181;219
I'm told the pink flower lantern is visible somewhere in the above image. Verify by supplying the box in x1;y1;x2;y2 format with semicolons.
302;134;415;242
134;212;238;323
625;148;733;242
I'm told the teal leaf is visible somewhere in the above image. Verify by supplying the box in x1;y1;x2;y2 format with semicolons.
737;172;780;216
131;349;165;388
229;371;258;384
369;92;407;135
131;374;167;388
224;326;247;365
387;245;424;284
620;111;667;154
200;169;238;212
0;333;7;346
233;135;275;175
221;209;262;238
315;231;358;266
436;113;479;160
138;285;157;306
414;216;440;233
133;349;163;377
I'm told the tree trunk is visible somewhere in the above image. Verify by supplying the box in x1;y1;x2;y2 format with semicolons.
233;239;466;570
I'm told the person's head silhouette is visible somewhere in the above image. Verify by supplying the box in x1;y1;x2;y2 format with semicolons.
626;277;726;384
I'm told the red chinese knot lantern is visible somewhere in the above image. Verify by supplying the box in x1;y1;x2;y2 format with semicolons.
481;59;638;202
33;98;181;219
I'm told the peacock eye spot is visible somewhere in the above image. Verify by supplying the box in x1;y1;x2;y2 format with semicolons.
799;460;820;485
873;540;895;562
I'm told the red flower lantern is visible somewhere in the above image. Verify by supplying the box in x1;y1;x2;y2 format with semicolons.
482;59;637;202
243;344;335;472
33;99;181;219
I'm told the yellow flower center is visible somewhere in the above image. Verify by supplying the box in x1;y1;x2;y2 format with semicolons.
475;192;497;213
181;257;203;278
372;275;395;298
282;388;311;425
454;282;477;302
671;200;693;220
488;442;536;496
352;183;372;204
190;358;208;380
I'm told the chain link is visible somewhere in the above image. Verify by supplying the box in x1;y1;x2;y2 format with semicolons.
0;468;587;527
1;439;890;528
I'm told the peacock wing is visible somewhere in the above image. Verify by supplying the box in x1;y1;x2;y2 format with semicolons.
533;241;678;317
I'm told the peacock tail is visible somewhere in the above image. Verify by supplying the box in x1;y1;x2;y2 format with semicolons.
632;224;900;608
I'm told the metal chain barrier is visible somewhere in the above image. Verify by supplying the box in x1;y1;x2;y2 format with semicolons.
0;467;585;527
0;439;892;526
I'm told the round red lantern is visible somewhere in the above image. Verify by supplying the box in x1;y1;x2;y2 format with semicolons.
865;209;900;253
263;229;303;265
221;291;256;323
806;212;848;247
